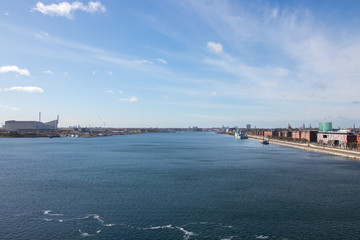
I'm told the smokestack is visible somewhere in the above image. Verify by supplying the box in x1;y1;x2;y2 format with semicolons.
39;112;41;122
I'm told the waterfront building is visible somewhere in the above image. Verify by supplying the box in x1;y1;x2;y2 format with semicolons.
4;116;59;131
246;124;251;130
317;131;356;148
264;130;278;138
291;130;318;142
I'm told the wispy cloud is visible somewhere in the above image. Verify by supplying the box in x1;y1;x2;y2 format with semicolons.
2;86;44;93
207;42;223;53
155;58;167;64
106;89;123;94
106;71;113;76
32;1;106;19
64;72;69;77
0;65;30;76
119;96;138;103
43;70;54;75
35;31;49;39
0;104;18;111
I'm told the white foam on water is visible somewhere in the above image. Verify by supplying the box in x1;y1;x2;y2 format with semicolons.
43;218;53;222
43;210;63;216
96;230;102;234
79;229;93;237
86;214;115;227
58;219;63;222
175;226;196;240
120;223;136;229
147;224;173;230
104;223;116;227
256;235;269;239
144;224;196;239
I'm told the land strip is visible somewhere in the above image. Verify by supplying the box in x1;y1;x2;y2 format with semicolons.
248;135;360;160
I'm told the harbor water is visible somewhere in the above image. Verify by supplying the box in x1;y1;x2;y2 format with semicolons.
1;132;360;239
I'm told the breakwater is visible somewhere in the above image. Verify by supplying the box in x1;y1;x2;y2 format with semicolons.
248;135;360;160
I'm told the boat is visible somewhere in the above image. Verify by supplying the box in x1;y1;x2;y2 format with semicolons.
261;135;269;144
235;129;248;139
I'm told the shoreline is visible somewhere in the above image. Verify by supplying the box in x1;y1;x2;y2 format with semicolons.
247;135;360;160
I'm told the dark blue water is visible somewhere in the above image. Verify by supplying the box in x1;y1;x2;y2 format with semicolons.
1;132;360;239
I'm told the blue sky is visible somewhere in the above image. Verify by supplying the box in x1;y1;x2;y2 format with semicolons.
1;0;360;128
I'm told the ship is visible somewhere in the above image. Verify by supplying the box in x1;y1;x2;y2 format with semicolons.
235;129;248;139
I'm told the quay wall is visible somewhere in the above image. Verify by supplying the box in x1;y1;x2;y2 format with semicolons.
248;135;360;160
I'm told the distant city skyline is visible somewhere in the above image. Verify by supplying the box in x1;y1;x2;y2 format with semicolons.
1;1;360;128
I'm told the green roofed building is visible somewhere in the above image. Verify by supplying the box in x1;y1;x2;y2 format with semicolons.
319;122;332;132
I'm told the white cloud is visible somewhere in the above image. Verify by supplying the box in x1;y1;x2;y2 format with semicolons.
107;71;113;76
43;70;54;75
35;31;49;39
92;70;97;75
156;58;168;64
0;104;18;111
211;91;217;96
32;1;106;19
106;89;123;94
119;96;138;103
64;72;69;76
133;60;153;64
0;65;30;76
207;42;223;53
3;86;44;93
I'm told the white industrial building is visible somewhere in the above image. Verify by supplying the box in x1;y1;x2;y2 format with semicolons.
4;114;59;131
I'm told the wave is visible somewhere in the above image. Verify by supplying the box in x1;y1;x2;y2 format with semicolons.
86;214;116;227
144;224;196;240
43;210;63;216
256;235;269;239
175;226;196;240
78;229;94;237
78;229;102;237
42;210;115;238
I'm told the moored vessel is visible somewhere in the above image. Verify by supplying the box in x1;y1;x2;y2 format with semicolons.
235;129;248;139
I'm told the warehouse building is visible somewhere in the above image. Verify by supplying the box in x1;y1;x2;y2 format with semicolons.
317;130;356;148
4;115;59;131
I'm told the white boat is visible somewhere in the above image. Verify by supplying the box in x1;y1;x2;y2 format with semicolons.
235;129;248;139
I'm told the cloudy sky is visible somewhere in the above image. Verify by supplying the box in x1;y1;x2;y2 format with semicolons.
1;0;360;128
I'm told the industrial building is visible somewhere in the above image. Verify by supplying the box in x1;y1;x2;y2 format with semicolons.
317;130;356;148
319;122;333;131
4;114;59;131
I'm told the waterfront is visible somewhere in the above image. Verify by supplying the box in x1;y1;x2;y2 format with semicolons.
1;132;360;239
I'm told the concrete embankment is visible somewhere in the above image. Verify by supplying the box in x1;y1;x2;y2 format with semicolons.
248;135;360;160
